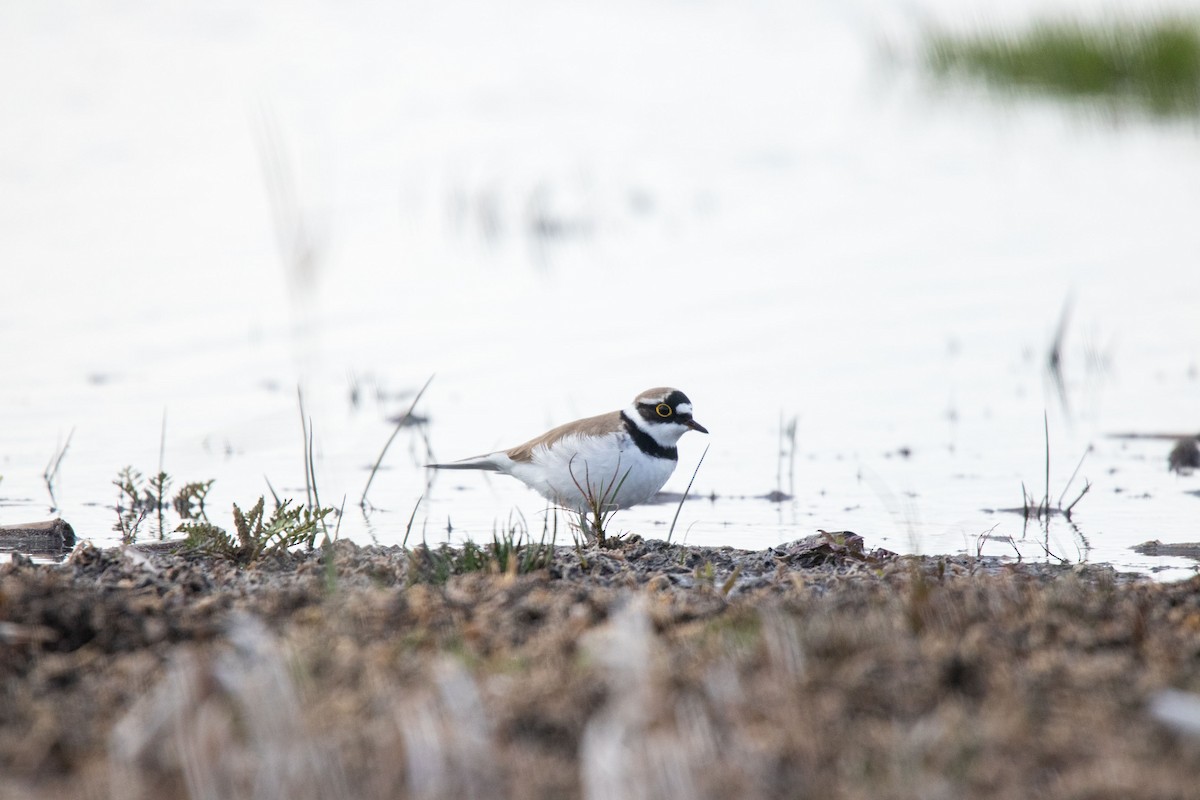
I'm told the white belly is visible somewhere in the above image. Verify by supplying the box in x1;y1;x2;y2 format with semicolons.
505;431;677;511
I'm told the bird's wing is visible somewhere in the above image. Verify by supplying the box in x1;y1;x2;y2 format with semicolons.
504;411;623;463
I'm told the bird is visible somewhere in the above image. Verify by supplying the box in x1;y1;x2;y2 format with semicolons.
426;387;708;512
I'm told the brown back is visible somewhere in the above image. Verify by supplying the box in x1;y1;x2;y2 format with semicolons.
505;411;624;463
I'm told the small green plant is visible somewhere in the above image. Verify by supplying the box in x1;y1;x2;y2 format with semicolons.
113;467;158;543
114;504;149;546
1010;414;1093;565
1019;414;1092;524
490;517;555;574
172;480;214;520
570;514;592;571
114;467;143;509
148;470;171;533
114;468;216;543
566;456;631;546
405;519;555;585
178;497;332;564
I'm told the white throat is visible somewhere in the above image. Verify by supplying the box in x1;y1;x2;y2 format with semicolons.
623;404;689;447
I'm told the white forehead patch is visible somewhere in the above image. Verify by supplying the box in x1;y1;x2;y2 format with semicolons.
676;403;692;415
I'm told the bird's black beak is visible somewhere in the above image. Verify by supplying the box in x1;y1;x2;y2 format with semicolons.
686;419;709;434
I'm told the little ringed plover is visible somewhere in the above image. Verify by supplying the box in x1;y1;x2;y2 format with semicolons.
427;387;708;512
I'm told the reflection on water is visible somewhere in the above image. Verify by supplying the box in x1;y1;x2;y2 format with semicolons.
1;0;1199;579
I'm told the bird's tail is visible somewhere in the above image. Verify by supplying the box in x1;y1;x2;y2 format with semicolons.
425;453;503;472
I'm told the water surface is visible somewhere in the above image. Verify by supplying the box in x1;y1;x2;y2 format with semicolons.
2;0;1198;577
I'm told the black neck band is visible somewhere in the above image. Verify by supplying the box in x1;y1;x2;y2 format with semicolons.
621;412;677;460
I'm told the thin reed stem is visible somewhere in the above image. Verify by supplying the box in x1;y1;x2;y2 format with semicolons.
362;374;434;508
668;444;710;544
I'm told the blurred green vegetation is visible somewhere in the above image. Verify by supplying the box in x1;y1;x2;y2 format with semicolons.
926;16;1200;116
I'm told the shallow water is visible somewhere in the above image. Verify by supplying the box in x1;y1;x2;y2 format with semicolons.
2;0;1198;578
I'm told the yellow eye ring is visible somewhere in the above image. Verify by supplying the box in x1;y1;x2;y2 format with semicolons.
655;403;673;418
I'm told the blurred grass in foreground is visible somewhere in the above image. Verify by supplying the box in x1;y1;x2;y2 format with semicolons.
926;16;1200;117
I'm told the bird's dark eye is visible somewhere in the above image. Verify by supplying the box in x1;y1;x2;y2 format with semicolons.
655;403;672;418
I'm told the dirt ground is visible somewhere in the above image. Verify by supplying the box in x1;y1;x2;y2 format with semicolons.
3;533;1200;800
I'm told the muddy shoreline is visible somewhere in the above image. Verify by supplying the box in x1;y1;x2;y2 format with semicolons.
3;535;1200;799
